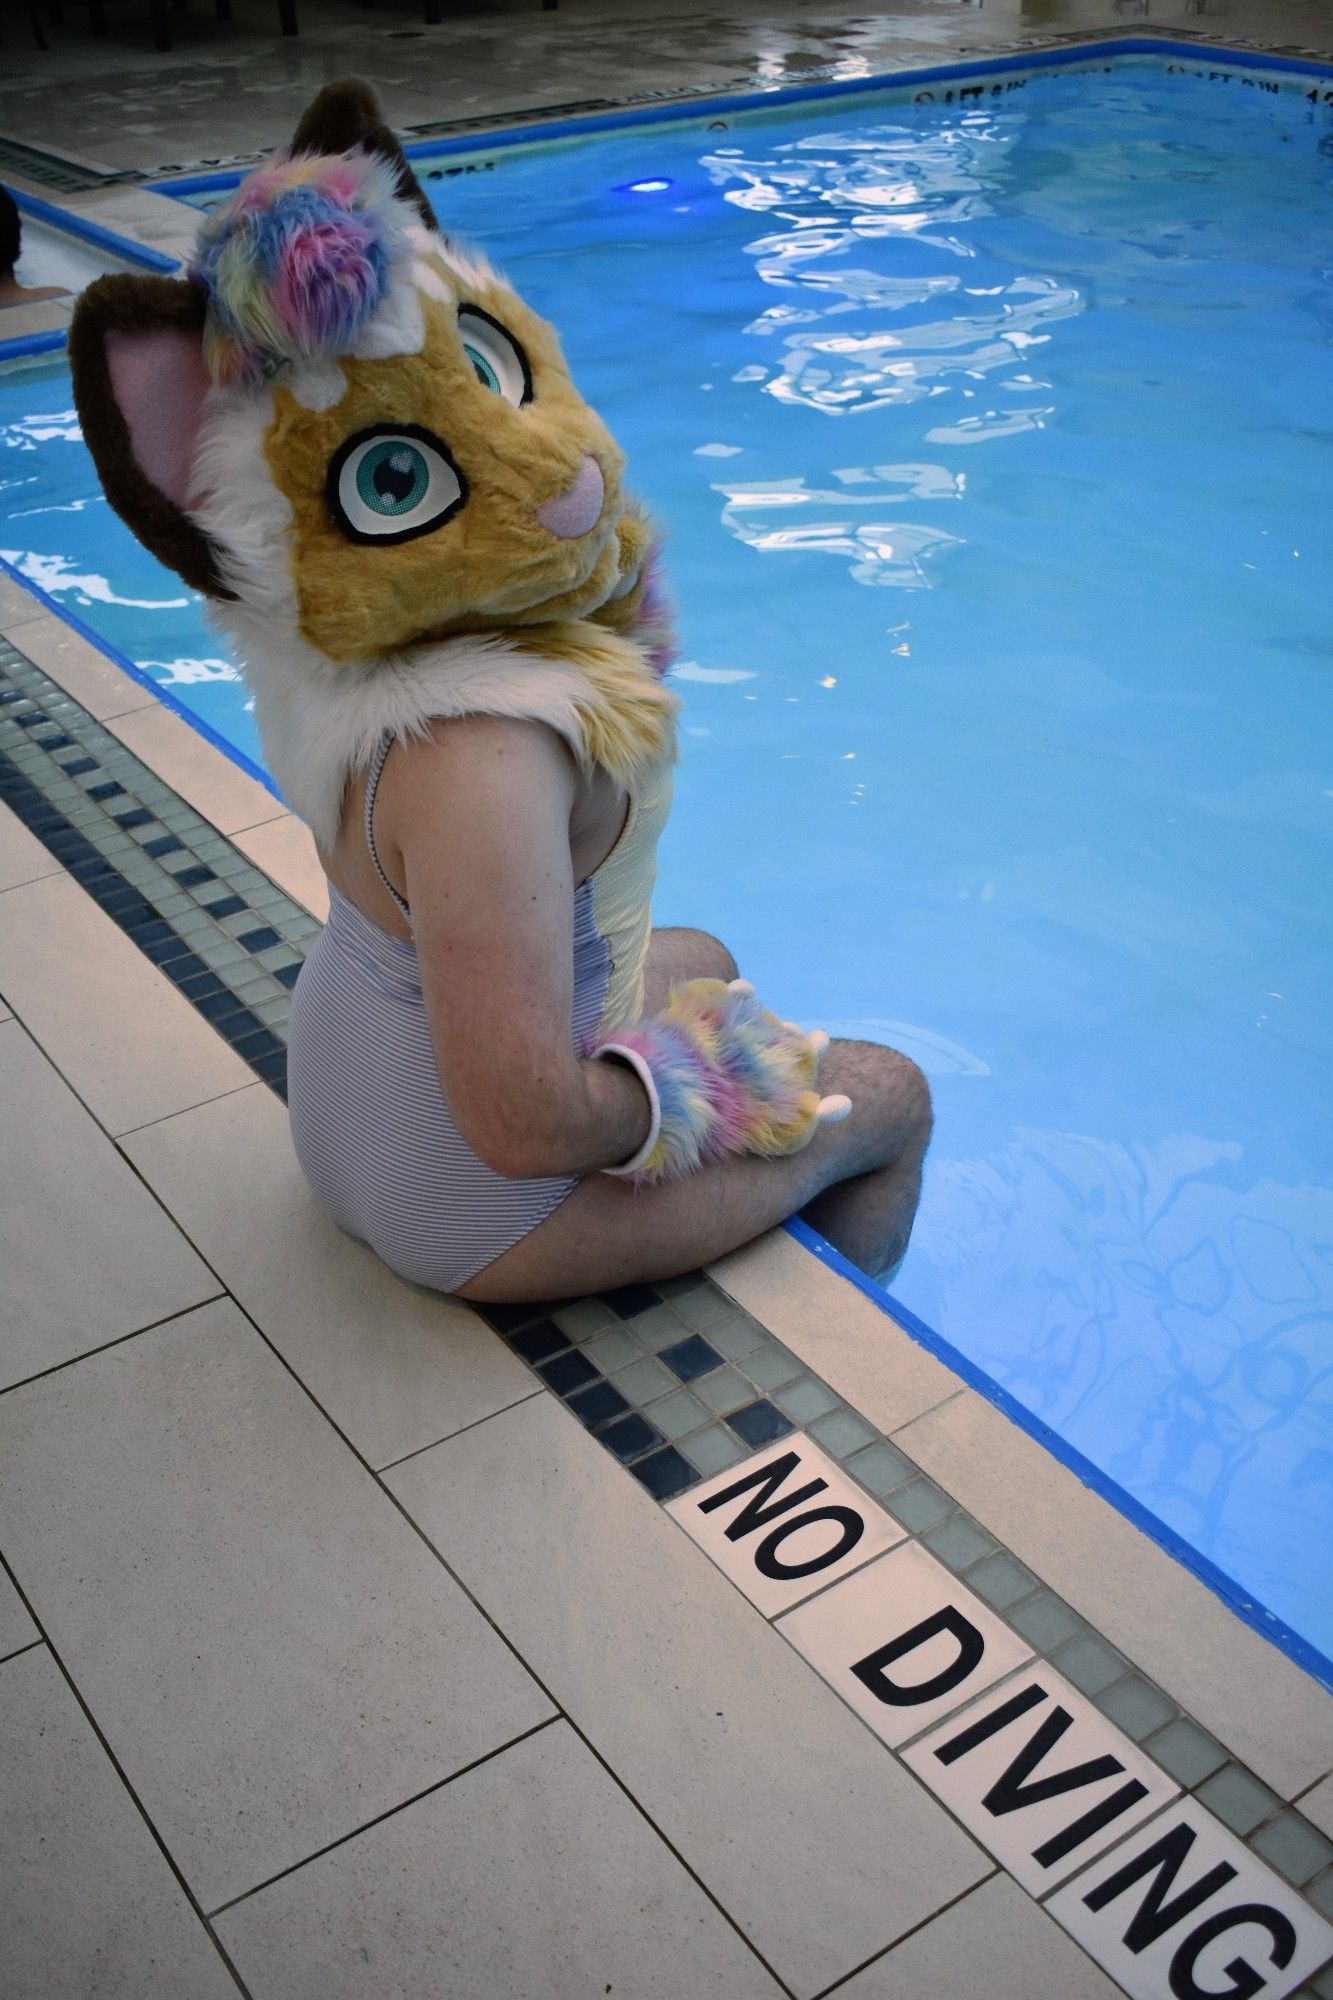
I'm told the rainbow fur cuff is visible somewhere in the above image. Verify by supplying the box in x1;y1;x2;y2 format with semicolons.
595;978;826;1185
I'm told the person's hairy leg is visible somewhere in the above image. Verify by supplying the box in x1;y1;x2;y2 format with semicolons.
457;1037;931;1303
638;925;738;1012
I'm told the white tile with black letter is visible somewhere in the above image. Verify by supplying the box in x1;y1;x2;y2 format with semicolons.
666;1435;906;1617
1046;1798;1333;2000
903;1665;1181;1897
776;1540;1035;1748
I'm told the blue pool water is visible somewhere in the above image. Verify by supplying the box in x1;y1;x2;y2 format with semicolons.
1;54;1330;1668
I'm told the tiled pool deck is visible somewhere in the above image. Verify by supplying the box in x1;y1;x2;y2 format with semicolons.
3;4;1333;1995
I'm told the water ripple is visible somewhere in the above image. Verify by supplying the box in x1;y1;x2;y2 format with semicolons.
707;122;1083;418
715;469;964;586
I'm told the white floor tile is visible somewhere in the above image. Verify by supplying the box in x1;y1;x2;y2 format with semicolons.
1046;1797;1333;2000
667;1433;905;1618
10;614;155;722
0;571;47;632
106;702;284;834
0;872;252;1134
709;1230;962;1434
124;1086;538;1469
0;1646;237;2000
0;1020;216;1391
776;1540;1033;1749
218;1721;785;2000
0;801;61;893
231;812;328;920
835;1873;1122;2000
0;1297;552;1912
896;1389;1333;1798
902;1664;1179;1897
385;1394;990;2000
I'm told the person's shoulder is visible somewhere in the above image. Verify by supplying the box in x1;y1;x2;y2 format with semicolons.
385;710;579;827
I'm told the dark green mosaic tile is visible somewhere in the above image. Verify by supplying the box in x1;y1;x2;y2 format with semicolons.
611;1355;678;1405
922;1513;996;1574
844;1438;914;1496
1096;1675;1178;1743
705;1314;771;1362
626;1304;693;1351
808;1407;881;1459
1142;1716;1229;1790
1052;1633;1127;1698
552;1300;618;1341
1304;1870;1333;1925
644;1389;711;1442
882;1477;954;1535
1249;1812;1333;1888
670;1284;738;1331
772;1376;842;1426
1006;1589;1087;1655
695;1364;755;1417
681;1424;750;1479
1312;1954;1333;1999
743;1346;807;1395
1196;1763;1285;1839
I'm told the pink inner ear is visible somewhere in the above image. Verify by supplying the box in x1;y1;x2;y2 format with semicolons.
105;324;211;511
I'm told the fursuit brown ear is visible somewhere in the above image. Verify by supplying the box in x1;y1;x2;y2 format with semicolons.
68;274;234;601
289;78;438;235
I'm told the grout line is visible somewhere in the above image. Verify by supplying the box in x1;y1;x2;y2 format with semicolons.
374;1432;802;2000
805;1868;1002;2000
0;1548;256;1999
204;1714;563;1921
0;1637;46;1668
372;1389;547;1475
111;1080;263;1142
0;1296;229;1400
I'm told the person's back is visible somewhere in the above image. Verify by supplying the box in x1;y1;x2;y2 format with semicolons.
68;80;932;1304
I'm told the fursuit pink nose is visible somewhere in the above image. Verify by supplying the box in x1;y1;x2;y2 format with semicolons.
537;454;604;539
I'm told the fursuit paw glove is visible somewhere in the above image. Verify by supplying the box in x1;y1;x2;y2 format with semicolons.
594;977;852;1184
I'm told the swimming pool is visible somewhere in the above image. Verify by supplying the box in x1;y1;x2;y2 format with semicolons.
1;48;1330;1675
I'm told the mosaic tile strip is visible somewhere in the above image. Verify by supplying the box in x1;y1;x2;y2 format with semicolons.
0;638;318;1095
1;621;1328;1964
472;1286;1333;1927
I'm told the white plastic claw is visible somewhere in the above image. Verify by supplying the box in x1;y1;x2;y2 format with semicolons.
808;1028;830;1056
817;1093;853;1123
727;977;756;997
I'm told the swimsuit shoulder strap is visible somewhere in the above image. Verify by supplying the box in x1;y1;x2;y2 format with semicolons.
363;735;412;919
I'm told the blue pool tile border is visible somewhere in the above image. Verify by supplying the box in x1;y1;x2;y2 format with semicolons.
785;1218;1333;1697
7;185;181;274
147;36;1333;204
0;554;281;805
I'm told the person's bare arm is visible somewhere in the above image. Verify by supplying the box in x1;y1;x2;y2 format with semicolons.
376;712;652;1180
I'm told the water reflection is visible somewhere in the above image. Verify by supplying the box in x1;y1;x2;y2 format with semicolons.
716;471;964;586
906;1129;1333;1571
705;116;1081;415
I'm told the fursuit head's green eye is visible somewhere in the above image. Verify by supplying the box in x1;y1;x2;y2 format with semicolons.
326;424;467;545
457;305;531;406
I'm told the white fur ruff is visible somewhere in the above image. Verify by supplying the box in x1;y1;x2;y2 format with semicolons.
211;604;659;850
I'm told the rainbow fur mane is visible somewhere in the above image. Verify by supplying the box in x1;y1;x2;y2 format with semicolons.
190;152;410;387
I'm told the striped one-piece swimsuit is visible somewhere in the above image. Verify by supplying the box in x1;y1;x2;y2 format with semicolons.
286;733;673;1293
